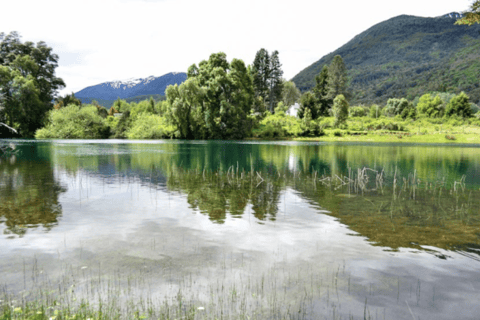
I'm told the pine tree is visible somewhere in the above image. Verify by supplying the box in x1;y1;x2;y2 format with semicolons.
149;96;155;111
313;65;332;117
327;55;348;101
268;50;284;112
252;49;284;113
252;49;270;103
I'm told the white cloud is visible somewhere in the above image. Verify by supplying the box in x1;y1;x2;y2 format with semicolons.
0;0;472;95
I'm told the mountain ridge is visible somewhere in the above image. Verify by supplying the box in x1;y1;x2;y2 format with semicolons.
291;12;480;105
75;72;187;104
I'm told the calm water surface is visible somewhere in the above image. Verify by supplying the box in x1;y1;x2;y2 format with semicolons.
1;139;480;319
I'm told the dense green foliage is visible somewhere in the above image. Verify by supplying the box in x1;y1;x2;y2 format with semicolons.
54;92;82;109
332;94;349;127
417;94;444;118
349;106;366;117
384;98;411;117
291;14;480;106
445;91;472;118
252;109;323;138
78;94;166;109
166;52;254;139
281;81;301;107
298;92;317;119
126;113;175;139
0;32;65;137
35;105;110;139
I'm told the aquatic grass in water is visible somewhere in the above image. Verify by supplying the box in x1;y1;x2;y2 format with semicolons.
1;167;476;319
2;140;480;319
1;247;434;320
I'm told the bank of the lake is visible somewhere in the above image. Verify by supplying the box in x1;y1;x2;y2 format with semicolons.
293;132;480;144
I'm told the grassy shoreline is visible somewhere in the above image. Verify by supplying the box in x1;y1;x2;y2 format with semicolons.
246;131;480;144
294;132;480;144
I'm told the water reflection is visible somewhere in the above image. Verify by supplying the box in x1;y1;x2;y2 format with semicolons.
0;149;66;237
1;140;480;257
167;169;282;223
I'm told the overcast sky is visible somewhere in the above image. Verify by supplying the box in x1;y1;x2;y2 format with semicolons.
0;0;472;96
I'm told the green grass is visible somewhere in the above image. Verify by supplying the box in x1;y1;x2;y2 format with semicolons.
295;132;480;144
289;116;480;144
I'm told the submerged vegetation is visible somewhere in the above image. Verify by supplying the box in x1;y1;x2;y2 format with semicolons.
1;159;479;319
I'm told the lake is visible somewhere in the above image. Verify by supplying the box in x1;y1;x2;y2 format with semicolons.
1;139;480;319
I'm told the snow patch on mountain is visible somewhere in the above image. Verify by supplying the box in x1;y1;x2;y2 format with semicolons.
438;12;464;19
75;72;187;101
107;75;159;89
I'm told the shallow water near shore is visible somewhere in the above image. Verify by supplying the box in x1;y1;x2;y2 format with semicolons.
1;139;480;319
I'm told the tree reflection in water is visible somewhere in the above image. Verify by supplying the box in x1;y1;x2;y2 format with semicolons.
0;154;66;237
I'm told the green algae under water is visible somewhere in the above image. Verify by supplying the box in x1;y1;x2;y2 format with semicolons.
1;139;480;319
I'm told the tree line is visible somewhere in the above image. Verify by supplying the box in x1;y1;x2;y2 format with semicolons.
2;31;480;140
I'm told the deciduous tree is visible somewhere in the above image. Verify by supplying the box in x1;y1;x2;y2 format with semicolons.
332;94;349;127
445;92;472;118
281;81;301;107
166;52;255;139
416;94;444;118
0;32;65;137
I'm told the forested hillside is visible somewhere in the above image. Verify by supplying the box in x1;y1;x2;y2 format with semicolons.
292;13;480;105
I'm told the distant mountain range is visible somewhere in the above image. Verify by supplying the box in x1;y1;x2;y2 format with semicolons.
75;72;187;107
292;12;480;105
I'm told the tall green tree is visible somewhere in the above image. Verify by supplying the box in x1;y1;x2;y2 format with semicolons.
281;81;301;107
0;32;65;137
165;78;205;139
166;52;254;139
416;94;444;118
326;55;348;101
313;65;332;117
268;51;284;112
445;92;472;118
332;94;349;127
0;65;42;137
252;49;284;113
456;1;480;25
252;49;270;103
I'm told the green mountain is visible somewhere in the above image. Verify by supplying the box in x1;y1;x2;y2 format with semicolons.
291;13;480;105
